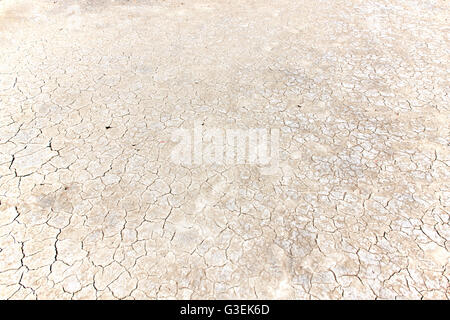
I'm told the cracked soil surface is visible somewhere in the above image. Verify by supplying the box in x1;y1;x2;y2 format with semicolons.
0;0;449;299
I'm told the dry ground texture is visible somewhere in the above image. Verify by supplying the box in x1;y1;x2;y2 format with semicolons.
0;0;449;299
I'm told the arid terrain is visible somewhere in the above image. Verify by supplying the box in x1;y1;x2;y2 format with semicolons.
0;0;449;299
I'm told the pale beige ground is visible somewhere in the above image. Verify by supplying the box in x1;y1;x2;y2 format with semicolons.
0;0;449;299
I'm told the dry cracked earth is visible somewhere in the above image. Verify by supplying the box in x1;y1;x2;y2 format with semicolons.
0;0;449;300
